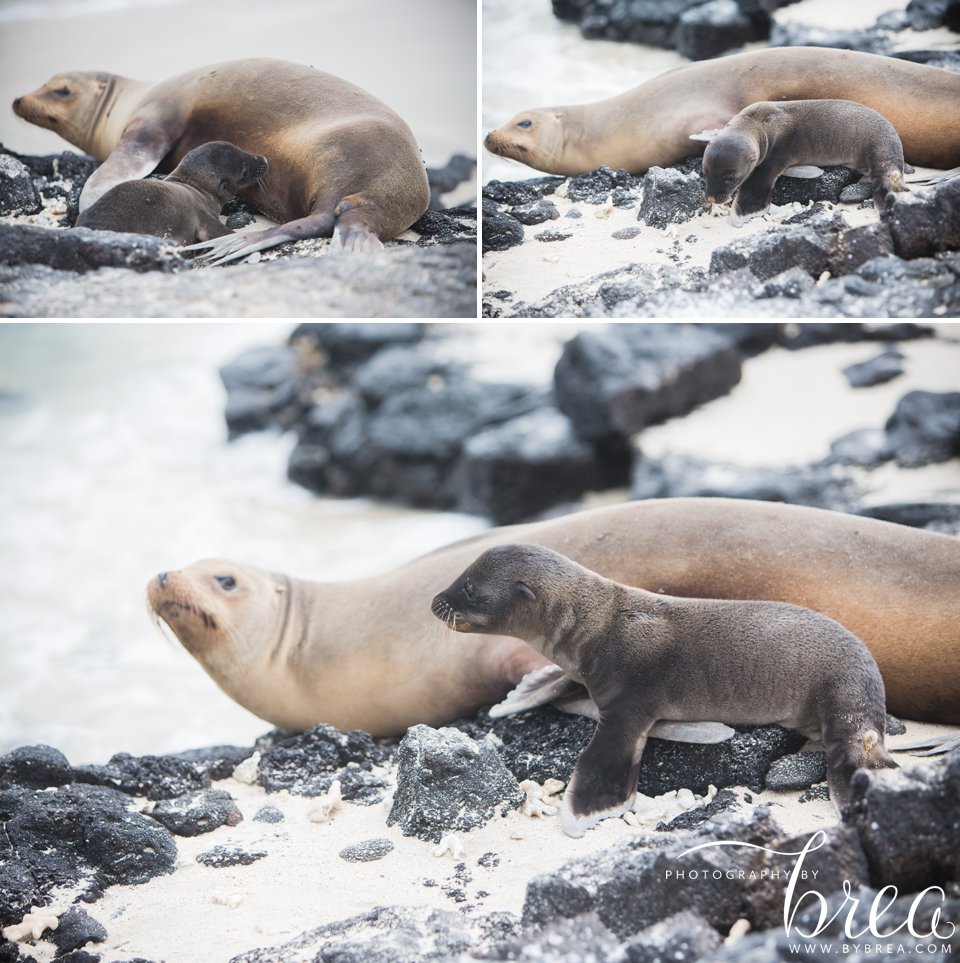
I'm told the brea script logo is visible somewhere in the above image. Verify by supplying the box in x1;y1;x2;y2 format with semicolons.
665;830;955;956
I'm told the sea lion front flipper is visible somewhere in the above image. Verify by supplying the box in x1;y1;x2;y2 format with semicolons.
489;663;581;717
560;705;654;838
493;668;736;744
689;128;725;143
78;113;176;212
783;165;824;178
733;158;781;218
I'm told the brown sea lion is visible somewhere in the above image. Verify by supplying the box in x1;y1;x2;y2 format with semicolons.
76;141;267;245
484;47;960;177
145;499;960;736
12;59;430;262
432;543;898;835
700;100;908;219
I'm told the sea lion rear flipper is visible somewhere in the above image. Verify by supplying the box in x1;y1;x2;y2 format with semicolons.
494;668;734;744
783;165;824;178
78;113;176;212
907;166;960;185
649;721;736;744
889;731;960;756
182;207;337;266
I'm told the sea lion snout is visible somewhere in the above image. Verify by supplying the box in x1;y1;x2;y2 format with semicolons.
12;97;22;112
157;571;170;588
431;591;476;632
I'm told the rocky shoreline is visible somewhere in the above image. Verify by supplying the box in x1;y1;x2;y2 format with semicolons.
481;160;960;319
3;322;958;961
482;0;960;320
2;708;958;962
219;322;960;527
0;150;477;319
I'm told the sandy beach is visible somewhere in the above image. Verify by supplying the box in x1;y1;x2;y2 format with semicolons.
2;323;959;961
10;719;953;963
480;0;960;317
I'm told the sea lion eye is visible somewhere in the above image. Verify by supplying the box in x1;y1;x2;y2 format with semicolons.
215;575;237;591
517;119;532;129
53;87;71;97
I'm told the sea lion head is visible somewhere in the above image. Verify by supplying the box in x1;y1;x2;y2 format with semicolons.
12;71;119;154
484;109;568;173
147;558;291;696
702;129;760;204
168;141;269;204
432;543;581;641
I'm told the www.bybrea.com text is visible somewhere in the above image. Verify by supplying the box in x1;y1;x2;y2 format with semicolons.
667;831;956;954
786;941;952;955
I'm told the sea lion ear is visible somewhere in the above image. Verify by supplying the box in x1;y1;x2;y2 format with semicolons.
516;581;536;601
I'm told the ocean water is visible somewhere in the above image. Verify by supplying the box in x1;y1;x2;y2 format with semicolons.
482;0;684;183
0;323;494;765
0;0;185;25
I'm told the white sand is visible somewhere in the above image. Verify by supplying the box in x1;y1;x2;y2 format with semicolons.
637;336;960;472
483;188;888;313
0;0;476;168
10;719;955;962
482;164;954;316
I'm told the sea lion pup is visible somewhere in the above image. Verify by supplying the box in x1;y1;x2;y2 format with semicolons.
13;58;430;262
432;543;899;836
483;46;960;176
700;100;908;220
76;141;267;245
146;499;960;737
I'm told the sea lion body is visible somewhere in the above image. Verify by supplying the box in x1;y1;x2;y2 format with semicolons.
13;59;430;259
76;141;267;245
484;47;960;176
432;543;898;835
702;100;907;217
145;499;960;737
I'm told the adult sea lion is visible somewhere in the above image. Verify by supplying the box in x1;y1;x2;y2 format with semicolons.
701;100;908;219
12;59;429;262
432;543;898;835
146;499;960;736
484;47;960;176
76;141;267;245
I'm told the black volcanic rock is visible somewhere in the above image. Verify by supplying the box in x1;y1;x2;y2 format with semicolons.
387;726;524;843
553;323;742;443
148;788;243;837
0;782;176;923
884;390;960;467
